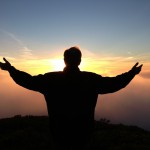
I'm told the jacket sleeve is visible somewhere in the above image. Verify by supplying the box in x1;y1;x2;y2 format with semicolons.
8;66;45;93
96;69;137;94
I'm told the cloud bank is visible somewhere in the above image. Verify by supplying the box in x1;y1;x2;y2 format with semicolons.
95;76;150;131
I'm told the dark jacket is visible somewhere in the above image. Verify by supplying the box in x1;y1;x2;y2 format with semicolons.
8;66;136;147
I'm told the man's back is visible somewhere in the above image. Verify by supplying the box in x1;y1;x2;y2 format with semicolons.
40;68;100;149
39;68;99;125
43;69;98;121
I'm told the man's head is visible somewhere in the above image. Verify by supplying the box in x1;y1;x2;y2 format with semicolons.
64;47;82;67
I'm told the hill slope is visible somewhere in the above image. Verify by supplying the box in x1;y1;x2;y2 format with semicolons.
0;116;150;150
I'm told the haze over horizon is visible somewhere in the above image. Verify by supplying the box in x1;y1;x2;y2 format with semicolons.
0;0;150;130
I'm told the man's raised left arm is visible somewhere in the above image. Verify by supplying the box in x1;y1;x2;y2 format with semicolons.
0;57;44;92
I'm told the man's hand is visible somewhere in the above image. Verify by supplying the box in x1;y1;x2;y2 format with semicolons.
131;62;143;75
0;58;11;71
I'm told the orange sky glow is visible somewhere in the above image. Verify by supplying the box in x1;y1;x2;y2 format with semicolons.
0;49;150;130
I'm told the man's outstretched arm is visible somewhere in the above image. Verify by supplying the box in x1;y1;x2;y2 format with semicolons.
0;58;44;92
0;58;12;71
98;62;143;94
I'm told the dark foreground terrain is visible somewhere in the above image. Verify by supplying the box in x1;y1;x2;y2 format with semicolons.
0;116;150;150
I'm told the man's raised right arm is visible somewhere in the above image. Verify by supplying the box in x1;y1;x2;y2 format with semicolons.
96;62;143;94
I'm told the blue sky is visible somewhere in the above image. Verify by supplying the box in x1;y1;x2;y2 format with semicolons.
0;0;150;130
0;0;150;57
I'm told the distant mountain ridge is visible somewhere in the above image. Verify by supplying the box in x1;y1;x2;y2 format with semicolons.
0;115;150;150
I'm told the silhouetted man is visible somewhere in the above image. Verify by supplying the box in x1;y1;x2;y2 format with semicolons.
0;47;143;150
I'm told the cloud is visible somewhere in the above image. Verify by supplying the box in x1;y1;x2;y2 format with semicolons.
79;49;138;76
20;47;36;60
95;76;150;130
0;29;35;60
0;76;47;118
0;29;23;46
140;71;150;79
137;53;150;62
80;48;150;78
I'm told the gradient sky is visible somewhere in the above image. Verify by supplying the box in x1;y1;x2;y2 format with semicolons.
0;0;150;130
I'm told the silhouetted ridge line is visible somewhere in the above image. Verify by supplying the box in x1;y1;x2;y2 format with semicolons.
0;116;150;150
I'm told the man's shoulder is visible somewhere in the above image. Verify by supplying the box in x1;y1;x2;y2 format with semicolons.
81;71;102;79
81;71;101;76
43;71;102;79
44;71;63;76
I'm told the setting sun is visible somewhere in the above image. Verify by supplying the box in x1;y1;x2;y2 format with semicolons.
50;59;65;71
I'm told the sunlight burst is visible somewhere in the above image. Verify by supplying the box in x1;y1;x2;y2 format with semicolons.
50;59;65;71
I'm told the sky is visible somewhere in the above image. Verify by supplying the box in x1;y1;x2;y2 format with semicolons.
0;0;150;130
